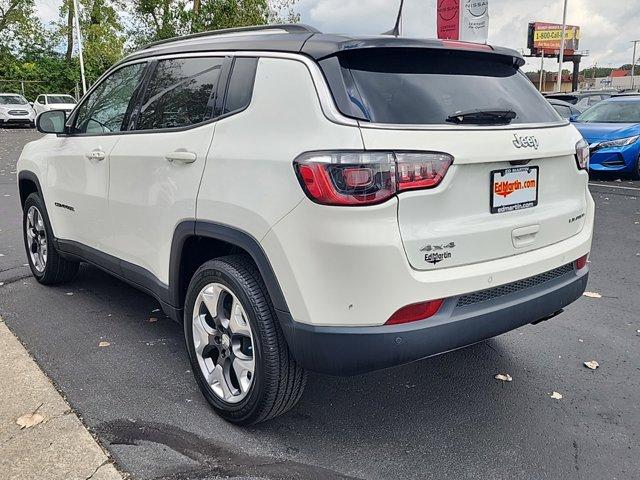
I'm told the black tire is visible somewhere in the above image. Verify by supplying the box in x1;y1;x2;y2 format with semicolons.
630;155;640;181
184;254;307;425
22;193;79;284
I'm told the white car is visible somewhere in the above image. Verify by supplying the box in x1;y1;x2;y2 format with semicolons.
33;94;77;116
17;25;594;424
0;93;36;127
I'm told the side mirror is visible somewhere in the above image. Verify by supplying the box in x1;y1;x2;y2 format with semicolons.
37;110;67;134
569;114;580;123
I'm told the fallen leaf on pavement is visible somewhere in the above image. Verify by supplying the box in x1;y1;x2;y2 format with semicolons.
583;292;602;298
148;317;158;323
494;373;513;382
98;341;110;347
16;404;44;429
550;391;563;400
584;360;600;370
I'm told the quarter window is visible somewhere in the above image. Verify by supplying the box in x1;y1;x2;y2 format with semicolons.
73;62;147;134
136;57;224;130
223;57;258;115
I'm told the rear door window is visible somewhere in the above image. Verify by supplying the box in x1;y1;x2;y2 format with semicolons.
320;49;560;125
136;57;224;130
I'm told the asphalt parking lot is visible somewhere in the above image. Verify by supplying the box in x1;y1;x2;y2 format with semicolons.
1;127;639;480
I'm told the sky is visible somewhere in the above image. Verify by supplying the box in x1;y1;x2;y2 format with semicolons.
35;0;640;71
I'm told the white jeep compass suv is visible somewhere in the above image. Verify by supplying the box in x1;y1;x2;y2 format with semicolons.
17;25;594;424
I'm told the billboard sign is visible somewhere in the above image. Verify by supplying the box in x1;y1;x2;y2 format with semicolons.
528;22;580;55
438;1;489;44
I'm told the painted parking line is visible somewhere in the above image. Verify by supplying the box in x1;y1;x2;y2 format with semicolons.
589;182;640;192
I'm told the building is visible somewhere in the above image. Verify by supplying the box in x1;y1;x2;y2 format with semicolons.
527;72;584;93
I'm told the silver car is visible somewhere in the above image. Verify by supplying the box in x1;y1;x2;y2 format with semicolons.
0;93;36;127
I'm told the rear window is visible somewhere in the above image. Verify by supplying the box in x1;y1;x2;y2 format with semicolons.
320;48;560;125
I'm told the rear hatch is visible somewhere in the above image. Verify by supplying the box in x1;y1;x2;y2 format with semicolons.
319;46;588;271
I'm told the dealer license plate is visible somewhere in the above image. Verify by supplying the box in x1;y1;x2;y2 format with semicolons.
490;167;539;214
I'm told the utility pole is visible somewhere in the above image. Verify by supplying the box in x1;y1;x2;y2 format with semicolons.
556;0;569;92
72;0;87;95
631;40;639;90
539;50;545;92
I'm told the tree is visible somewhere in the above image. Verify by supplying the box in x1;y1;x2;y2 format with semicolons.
130;0;299;45
56;0;126;84
0;0;32;34
64;0;74;63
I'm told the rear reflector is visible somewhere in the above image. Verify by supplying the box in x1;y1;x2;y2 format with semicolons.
386;299;444;325
575;254;589;270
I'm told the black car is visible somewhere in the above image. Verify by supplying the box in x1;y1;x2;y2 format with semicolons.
545;90;616;109
547;98;583;119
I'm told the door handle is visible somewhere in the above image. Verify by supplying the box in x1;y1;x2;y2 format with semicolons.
86;150;105;161
165;151;197;164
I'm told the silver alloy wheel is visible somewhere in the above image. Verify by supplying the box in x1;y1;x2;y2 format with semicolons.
25;206;47;273
192;283;256;404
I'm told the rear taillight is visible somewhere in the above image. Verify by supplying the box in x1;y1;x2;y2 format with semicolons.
294;151;453;206
575;254;589;270
575;139;590;170
386;299;444;325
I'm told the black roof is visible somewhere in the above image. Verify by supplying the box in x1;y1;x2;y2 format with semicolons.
122;24;525;67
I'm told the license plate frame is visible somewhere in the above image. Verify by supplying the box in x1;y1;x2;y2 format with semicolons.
490;166;539;214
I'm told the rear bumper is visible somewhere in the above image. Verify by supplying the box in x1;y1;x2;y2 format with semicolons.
280;265;588;376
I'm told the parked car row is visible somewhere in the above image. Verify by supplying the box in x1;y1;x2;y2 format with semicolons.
0;93;77;128
544;90;640;179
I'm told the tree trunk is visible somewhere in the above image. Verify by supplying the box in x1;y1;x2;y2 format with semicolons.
65;0;74;63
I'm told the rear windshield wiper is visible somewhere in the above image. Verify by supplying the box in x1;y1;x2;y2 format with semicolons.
446;109;517;125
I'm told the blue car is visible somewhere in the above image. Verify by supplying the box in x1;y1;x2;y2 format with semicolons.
572;96;640;179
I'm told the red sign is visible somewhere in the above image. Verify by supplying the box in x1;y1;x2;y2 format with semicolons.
437;0;460;40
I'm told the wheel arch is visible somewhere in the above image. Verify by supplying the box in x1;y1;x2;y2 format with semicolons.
17;171;44;208
169;221;290;318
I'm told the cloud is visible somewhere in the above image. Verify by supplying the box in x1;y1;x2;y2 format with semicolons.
35;0;60;26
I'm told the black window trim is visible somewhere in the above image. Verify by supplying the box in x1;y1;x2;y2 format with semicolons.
61;53;259;138
219;56;259;118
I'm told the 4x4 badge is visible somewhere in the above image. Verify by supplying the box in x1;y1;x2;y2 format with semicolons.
420;242;456;252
